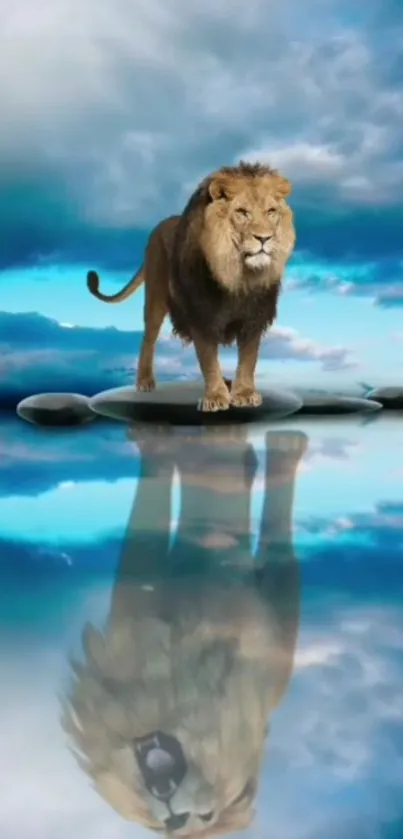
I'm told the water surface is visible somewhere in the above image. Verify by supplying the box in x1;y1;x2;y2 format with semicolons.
1;413;403;839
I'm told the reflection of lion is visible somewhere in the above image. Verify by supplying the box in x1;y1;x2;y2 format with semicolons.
62;429;306;836
86;161;295;411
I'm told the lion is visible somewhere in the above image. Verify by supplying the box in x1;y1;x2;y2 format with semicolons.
62;427;306;836
87;161;295;412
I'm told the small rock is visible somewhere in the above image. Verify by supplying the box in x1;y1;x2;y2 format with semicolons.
365;386;403;410
89;381;303;425
296;394;382;415
17;392;97;427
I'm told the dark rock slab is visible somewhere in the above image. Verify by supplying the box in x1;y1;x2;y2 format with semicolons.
365;386;403;410
89;381;303;425
296;393;382;415
16;392;97;427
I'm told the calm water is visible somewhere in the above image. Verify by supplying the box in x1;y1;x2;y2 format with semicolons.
1;413;403;839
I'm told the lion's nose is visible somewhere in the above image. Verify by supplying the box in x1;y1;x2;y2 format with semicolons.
164;813;190;831
254;234;272;245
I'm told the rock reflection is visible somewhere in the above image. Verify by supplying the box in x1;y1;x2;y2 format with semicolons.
62;425;307;836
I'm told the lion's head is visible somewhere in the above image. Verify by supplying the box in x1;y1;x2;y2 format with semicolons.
189;161;295;293
62;582;282;837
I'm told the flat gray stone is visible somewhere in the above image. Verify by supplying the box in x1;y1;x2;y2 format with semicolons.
365;386;403;410
89;381;303;425
296;394;382;415
17;392;97;426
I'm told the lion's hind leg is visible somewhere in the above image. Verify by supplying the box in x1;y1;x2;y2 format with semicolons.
136;236;169;392
254;431;308;706
136;299;167;391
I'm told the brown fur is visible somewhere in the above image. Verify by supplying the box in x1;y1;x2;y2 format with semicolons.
86;161;295;412
61;428;306;837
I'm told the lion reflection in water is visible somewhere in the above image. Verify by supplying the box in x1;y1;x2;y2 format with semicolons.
62;426;307;836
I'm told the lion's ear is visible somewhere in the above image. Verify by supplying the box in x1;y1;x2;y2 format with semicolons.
208;179;228;202
272;175;292;199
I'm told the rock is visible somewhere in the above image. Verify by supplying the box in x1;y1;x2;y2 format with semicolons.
365;386;403;410
16;392;97;427
89;381;303;425
296;394;382;415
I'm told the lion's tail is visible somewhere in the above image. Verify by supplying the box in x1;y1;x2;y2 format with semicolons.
86;266;145;303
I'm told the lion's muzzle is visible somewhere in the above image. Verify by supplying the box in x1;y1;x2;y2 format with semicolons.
134;731;188;801
244;250;272;271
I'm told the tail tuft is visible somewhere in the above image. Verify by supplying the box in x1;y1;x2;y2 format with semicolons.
87;270;100;295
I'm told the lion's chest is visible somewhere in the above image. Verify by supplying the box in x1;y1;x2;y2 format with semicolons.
168;283;279;346
214;294;261;344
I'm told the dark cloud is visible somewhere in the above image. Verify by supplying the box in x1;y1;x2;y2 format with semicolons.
287;252;403;307
2;179;402;274
0;0;402;281
0;534;121;588
0;415;140;497
0;311;144;406
294;208;403;267
0;167;148;270
298;502;403;598
301;537;403;599
0;311;355;408
0;417;361;501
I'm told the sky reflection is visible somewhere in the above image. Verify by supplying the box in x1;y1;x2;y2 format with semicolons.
0;416;402;839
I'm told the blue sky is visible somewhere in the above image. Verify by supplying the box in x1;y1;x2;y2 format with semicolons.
1;415;403;838
0;0;402;399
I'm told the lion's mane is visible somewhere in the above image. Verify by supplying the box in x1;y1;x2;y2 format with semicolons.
168;161;295;346
62;581;286;836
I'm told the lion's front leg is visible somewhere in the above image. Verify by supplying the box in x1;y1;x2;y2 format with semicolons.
254;430;308;707
170;425;257;573
192;332;231;412
231;332;262;408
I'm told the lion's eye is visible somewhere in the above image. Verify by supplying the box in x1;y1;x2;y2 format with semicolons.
267;208;276;216
235;208;250;217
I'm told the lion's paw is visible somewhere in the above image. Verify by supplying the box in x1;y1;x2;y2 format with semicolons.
266;430;308;455
198;388;231;412
231;388;263;408
136;377;156;392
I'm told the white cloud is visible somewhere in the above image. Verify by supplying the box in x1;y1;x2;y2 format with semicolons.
0;588;151;839
1;595;403;839
260;601;403;839
279;603;403;778
0;0;402;228
246;143;346;184
259;326;356;371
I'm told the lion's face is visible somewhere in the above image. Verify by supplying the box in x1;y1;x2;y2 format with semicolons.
200;169;295;291
223;185;286;271
62;585;277;837
105;729;259;837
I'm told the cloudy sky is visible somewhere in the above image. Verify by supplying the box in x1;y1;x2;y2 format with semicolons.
1;0;402;400
1;415;403;838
